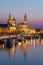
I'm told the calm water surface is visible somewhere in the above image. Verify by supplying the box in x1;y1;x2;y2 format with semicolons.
0;39;43;65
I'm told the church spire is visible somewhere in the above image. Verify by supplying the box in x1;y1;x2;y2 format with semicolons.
9;13;11;20
7;13;12;25
24;13;27;21
25;13;27;18
24;13;28;24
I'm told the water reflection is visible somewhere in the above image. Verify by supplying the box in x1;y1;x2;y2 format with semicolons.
0;44;5;50
0;39;43;65
7;45;16;56
0;39;43;57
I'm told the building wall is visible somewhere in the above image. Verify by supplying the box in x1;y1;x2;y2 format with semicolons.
40;28;43;33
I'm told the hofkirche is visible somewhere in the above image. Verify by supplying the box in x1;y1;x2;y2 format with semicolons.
0;13;43;35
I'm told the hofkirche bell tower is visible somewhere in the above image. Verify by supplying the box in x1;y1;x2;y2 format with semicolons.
9;13;11;20
24;13;28;25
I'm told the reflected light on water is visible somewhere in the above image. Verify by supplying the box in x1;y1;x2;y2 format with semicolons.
0;39;43;65
40;39;43;44
11;45;16;56
18;42;22;48
31;39;33;45
33;39;35;48
0;44;5;50
7;46;16;57
22;40;29;59
2;44;5;49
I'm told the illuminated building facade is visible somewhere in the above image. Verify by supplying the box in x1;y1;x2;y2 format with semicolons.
8;14;17;32
0;13;42;35
40;28;43;34
18;13;35;35
0;14;17;33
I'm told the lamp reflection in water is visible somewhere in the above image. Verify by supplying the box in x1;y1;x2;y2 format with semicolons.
11;45;16;56
0;44;5;50
22;40;29;59
18;42;22;48
3;44;5;49
40;39;43;44
31;39;33;45
35;39;40;45
30;39;36;49
16;40;29;60
7;45;16;60
33;39;35;48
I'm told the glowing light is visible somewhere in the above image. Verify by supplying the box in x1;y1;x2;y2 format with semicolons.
18;42;21;48
11;46;16;56
3;44;4;49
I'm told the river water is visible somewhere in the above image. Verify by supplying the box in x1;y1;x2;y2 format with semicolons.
0;39;43;65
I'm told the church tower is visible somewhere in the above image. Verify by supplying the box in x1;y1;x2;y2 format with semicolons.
7;13;12;25
24;13;28;25
9;13;11;20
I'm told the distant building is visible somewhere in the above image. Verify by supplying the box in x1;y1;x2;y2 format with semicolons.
0;13;17;33
0;24;8;33
0;13;41;35
18;13;35;35
7;14;17;32
40;28;43;33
